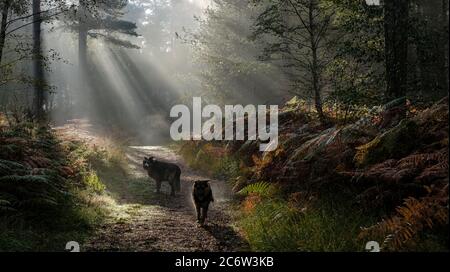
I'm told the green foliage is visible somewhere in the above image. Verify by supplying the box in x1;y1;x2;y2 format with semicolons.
0;198;14;212
83;170;105;193
253;0;334;113
0;160;28;176
0;122;108;251
355;119;419;166
215;156;241;180
234;97;449;252
329;0;385;63
64;0;139;49
239;197;374;251
63;138;128;178
0;191;106;251
180;0;284;105
179;142;243;180
238;182;276;198
325;0;385;107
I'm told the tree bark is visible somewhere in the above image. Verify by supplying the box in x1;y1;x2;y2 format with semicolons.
384;0;410;101
311;45;324;122
0;0;10;65
77;0;90;115
441;0;449;95
308;0;325;122
79;25;87;68
33;0;45;120
78;1;87;69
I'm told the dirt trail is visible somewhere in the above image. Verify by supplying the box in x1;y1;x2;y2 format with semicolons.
56;122;247;252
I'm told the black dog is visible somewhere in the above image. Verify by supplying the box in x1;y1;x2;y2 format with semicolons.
192;180;214;225
143;156;181;196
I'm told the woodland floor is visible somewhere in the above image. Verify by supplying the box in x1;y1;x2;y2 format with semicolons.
56;122;248;252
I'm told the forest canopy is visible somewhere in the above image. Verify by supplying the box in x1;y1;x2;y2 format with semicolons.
0;0;448;126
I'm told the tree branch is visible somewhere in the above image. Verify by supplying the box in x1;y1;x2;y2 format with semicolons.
5;9;69;36
5;6;63;28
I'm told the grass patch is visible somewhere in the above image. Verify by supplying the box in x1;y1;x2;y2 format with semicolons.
237;183;377;252
239;198;375;252
238;183;448;252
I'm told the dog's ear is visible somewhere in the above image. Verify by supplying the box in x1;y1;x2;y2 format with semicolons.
144;157;148;160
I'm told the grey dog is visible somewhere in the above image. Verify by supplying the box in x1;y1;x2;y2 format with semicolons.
143;156;181;196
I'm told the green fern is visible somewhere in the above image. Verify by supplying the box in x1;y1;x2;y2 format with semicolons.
0;160;29;176
0;175;65;199
0;175;52;186
0;199;16;212
0;199;11;206
18;197;58;208
0;144;22;157
0;191;17;212
238;181;277;197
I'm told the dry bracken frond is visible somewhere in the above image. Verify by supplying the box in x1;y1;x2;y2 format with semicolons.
359;184;448;250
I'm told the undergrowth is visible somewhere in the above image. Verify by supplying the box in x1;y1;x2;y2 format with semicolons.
178;142;242;180
0;120;126;251
176;97;449;252
237;182;377;251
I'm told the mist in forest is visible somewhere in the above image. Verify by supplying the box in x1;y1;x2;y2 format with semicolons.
2;0;446;144
36;0;287;144
44;0;203;144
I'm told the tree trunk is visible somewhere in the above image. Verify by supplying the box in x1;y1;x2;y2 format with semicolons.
0;0;10;65
415;0;448;98
78;0;89;67
78;26;87;67
78;20;87;67
384;0;410;101
308;0;325;123
77;0;90;115
33;0;45;120
311;46;324;122
441;0;449;95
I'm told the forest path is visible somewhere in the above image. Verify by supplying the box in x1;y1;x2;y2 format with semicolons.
55;121;247;252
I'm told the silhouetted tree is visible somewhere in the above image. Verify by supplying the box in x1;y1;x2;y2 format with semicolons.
32;0;45;120
254;0;334;122
384;0;410;101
